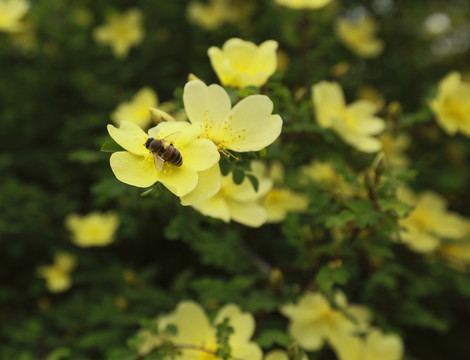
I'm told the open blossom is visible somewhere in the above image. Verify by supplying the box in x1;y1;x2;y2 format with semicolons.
274;0;332;9
439;240;470;271
280;291;371;351
397;188;470;253
183;79;282;154
137;301;262;359
335;15;384;58
430;71;470;137
111;87;158;129
93;8;144;58
331;327;404;360
107;121;220;203
0;0;29;32
192;162;273;227
312;81;385;152
65;212;119;247
208;38;278;88
37;252;76;293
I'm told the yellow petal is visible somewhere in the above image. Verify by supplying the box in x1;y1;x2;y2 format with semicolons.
110;151;158;188
227;200;267;227
312;81;345;128
289;319;325;351
226;95;282;151
107;121;149;155
167;301;215;345
180;164;221;206
157;164;198;197
181;138;220;171
183;80;232;126
193;194;231;222
365;329;404;360
215;304;255;345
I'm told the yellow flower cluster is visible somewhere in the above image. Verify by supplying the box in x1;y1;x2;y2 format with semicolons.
37;252;76;293
93;8;144;58
0;0;29;33
281;291;404;360
107;79;283;214
397;188;470;253
312;81;386;152
66;212;120;247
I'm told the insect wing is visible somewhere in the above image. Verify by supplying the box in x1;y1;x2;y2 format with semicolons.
159;131;183;146
152;153;165;171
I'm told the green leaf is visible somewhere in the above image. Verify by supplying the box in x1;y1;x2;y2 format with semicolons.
46;348;71;360
246;174;259;192
325;210;355;227
220;160;233;176
256;329;291;347
378;199;412;217
397;302;449;333
345;199;373;213
315;265;349;293
101;140;124;153
232;168;245;185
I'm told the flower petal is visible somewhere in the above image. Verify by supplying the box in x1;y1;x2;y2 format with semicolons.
226;95;282;151
181;138;220;171
110;151;158;188
157;164;198;197
312;81;345;128
193;194;231;223
180;164;221;206
227;200;267;227
183;80;232;127
107;121;149;155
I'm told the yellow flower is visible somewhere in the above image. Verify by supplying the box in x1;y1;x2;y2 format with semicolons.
192;162;273;227
37;252;76;293
141;301;263;360
260;162;309;223
184;80;282;154
93;8;144;58
264;188;309;223
331;327;404;360
379;132;411;168
65;212;119;247
107;121;220;203
0;0;29;32
440;241;470;271
335;15;384;58
312;81;385;152
111;87;158;129
208;38;278;88
187;0;254;30
430;71;470;137
397;188;470;253
274;0;332;10
301;160;356;199
280;291;371;351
